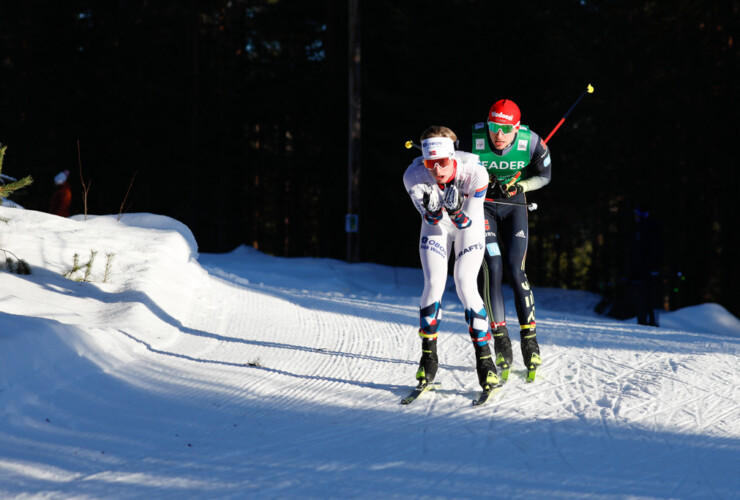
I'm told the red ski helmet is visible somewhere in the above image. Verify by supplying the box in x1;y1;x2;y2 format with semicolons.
488;99;521;126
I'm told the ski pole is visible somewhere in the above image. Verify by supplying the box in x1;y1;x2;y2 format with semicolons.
503;83;594;192
502;171;522;191
542;83;594;144
490;200;538;211
405;139;461;151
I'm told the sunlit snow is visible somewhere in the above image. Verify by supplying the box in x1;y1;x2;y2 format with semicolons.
1;207;739;499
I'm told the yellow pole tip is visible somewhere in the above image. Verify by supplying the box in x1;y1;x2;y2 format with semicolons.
587;84;595;93
405;141;413;149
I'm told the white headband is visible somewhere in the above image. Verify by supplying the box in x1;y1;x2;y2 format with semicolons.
421;137;455;160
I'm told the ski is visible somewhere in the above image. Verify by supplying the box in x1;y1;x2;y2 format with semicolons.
495;353;511;382
400;381;440;404
472;383;503;406
526;353;543;382
500;366;511;382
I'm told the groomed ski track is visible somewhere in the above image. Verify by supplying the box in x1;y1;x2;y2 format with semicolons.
152;252;740;499
1;213;738;499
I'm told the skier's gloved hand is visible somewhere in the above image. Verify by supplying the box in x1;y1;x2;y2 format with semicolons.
443;185;464;213
422;190;443;226
422;189;442;213
501;182;524;199
486;175;500;198
449;209;471;229
443;185;470;229
423;210;443;225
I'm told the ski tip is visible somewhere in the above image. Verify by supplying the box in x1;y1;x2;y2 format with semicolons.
400;381;441;404
472;384;502;406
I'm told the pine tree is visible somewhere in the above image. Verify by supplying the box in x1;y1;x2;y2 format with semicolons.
0;142;33;273
0;143;34;204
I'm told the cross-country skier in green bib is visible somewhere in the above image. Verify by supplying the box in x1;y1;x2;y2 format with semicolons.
472;99;552;381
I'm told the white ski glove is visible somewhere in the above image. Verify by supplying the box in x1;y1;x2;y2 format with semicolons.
421;188;443;225
443;185;464;213
443;185;470;229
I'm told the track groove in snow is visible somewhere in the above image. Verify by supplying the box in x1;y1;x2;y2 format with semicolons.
2;211;740;499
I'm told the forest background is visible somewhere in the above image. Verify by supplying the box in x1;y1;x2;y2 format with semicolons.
1;0;737;317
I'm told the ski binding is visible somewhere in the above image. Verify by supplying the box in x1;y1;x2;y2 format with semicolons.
401;381;440;404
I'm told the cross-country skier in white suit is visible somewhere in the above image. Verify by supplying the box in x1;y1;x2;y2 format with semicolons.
403;125;498;391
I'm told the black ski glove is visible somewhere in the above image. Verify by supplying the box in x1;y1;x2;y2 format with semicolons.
486;175;499;198
501;183;524;198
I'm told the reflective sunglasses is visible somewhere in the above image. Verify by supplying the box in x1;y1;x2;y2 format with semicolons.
423;157;453;170
487;121;518;134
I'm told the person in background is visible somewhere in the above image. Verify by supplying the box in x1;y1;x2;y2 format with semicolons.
626;203;663;326
471;99;552;381
50;170;71;217
403;125;498;393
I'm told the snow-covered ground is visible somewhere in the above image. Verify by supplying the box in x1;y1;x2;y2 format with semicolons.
1;207;739;499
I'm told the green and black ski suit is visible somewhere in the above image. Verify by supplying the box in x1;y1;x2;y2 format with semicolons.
471;121;551;366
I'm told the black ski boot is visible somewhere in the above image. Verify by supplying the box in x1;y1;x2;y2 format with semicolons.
474;343;499;389
492;325;513;381
416;338;439;385
471;343;500;406
520;328;542;382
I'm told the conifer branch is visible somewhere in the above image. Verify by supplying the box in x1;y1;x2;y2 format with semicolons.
1;248;32;275
0;143;34;202
103;252;115;283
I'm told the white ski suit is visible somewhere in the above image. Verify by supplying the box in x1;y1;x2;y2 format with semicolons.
403;151;490;334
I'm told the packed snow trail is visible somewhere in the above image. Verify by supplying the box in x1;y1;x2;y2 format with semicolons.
0;210;739;499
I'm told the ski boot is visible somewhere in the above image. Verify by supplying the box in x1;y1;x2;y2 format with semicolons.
492;324;513;381
520;326;542;382
474;343;499;389
401;338;440;404
472;343;500;406
415;302;441;385
415;337;438;386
